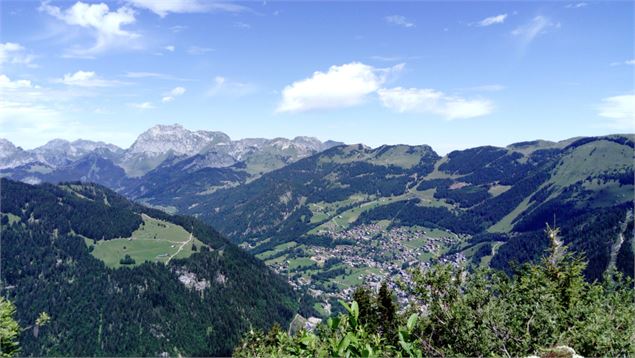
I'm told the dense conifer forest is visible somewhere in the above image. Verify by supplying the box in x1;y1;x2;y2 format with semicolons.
0;179;297;356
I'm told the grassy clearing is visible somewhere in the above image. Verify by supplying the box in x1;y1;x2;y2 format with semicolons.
86;214;207;268
308;194;371;224
489;195;533;233
318;145;425;169
2;213;21;225
309;196;415;234
403;237;428;250
488;184;512;197
288;257;315;270
256;241;297;260
423;156;460;180
313;302;327;317
332;267;382;289
480;242;504;267
549;140;632;189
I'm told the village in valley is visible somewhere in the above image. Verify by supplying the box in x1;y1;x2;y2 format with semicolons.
254;221;468;324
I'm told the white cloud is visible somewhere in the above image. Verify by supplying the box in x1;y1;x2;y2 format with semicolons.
164;45;175;52
0;74;34;89
610;59;635;66
171;86;186;96
162;86;186;102
207;76;256;97
597;94;635;130
462;84;506;92
276;62;404;113
0;42;35;67
126;0;247;17
511;16;559;48
55;70;121;87
187;46;214;55
565;2;587;8
131;101;155;109
39;1;139;56
476;14;507;27
377;87;494;120
123;72;192;81
170;25;188;33
385;15;415;28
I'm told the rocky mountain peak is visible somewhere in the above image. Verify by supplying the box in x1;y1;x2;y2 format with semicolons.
128;124;229;156
0;138;19;159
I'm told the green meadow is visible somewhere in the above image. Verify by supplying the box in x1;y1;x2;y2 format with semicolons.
86;214;207;268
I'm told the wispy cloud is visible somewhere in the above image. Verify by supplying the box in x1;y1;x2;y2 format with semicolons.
54;70;124;87
39;1;139;57
276;62;404;113
123;72;193;81
511;16;559;49
565;2;587;9
164;45;175;52
126;0;248;17
187;46;214;55
610;59;635;66
369;55;422;62
162;86;186;102
385;15;415;28
208;76;257;97
0;75;93;146
377;87;494;120
234;22;251;30
461;84;506;92
597;94;635;130
169;25;188;33
130;101;155;109
476;14;507;27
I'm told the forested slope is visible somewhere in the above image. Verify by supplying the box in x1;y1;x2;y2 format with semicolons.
0;179;297;356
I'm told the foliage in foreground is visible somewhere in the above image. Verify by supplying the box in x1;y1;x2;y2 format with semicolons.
234;227;635;357
0;297;20;357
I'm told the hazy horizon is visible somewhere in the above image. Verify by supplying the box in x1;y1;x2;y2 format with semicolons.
4;122;634;155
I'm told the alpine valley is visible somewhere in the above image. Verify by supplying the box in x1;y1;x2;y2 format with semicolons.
2;125;633;323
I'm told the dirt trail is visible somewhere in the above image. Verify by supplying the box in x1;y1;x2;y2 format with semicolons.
166;232;193;264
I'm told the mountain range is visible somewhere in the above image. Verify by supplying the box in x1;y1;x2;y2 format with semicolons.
1;127;633;320
0;124;342;197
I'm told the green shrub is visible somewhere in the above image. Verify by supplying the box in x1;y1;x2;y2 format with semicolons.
235;226;635;357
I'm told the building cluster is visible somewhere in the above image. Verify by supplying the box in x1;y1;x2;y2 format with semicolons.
269;223;466;308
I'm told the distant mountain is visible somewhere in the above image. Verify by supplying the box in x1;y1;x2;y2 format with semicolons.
0;123;343;190
0;178;297;356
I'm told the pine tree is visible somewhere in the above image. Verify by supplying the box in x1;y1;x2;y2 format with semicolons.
376;281;397;341
0;297;20;357
352;286;376;330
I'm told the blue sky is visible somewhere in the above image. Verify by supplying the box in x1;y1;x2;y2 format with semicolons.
0;0;633;153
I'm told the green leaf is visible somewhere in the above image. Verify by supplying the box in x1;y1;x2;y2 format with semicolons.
406;313;418;332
